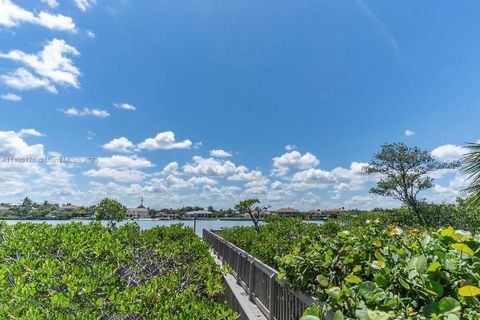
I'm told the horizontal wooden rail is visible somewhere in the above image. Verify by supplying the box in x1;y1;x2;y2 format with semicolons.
203;229;329;320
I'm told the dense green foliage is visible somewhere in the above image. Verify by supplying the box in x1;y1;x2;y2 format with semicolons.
282;223;480;319
219;207;480;320
463;142;480;206
0;222;236;319
95;198;127;225
338;201;480;232
217;217;323;268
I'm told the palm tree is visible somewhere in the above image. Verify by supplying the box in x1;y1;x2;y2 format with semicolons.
462;142;480;205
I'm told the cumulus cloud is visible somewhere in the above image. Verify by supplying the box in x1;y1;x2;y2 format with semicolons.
102;137;134;153
405;129;415;137
431;144;466;162
138;131;192;150
229;169;264;182
17;128;44;137
0;130;44;157
0;0;75;31
272;151;319;176
57;107;109;118
210;149;232;158
1;93;21;101
161;162;179;175
83;168;146;183
0;39;80;93
1;68;57;93
184;156;239;176
114;102;136;111
97;155;154;170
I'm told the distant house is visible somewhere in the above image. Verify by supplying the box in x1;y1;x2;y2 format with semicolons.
0;205;10;213
127;199;150;219
61;204;80;211
275;208;300;217
185;210;213;219
309;207;345;219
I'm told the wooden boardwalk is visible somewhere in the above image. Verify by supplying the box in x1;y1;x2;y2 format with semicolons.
211;252;267;320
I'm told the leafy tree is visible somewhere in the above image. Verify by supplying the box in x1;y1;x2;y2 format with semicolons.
463;142;480;206
234;199;270;232
363;142;458;225
95;198;126;227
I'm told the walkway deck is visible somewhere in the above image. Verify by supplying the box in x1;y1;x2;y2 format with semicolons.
211;252;267;320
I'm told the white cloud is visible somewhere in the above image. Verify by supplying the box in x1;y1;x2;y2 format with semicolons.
97;155;154;170
210;149;232;158
84;168;146;183
285;144;297;151
1;68;57;93
138;131;192;150
161;162;179;175
0;0;75;31
58;107;109;118
17;129;44;137
1;93;21;101
229;169;264;182
184;156;239;176
0;39;80;93
86;30;96;38
292;168;334;184
405;129;415;137
272;151;319;176
431;144;466;162
102;137;134;153
114;102;136;111
41;0;59;8
0;130;44;157
73;0;96;11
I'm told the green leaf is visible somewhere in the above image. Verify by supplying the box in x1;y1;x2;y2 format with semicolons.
458;285;480;297
366;309;391;320
374;273;388;288
345;274;362;284
427;261;442;272
451;243;474;256
425;280;444;297
441;226;455;238
409;255;428;273
438;297;461;315
334;310;344;320
398;277;410;290
358;281;377;300
316;275;329;288
374;251;385;262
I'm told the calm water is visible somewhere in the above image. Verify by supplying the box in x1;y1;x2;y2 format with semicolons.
2;219;324;236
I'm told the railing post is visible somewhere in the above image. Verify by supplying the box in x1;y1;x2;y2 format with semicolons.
236;252;241;284
249;260;255;301
268;273;276;320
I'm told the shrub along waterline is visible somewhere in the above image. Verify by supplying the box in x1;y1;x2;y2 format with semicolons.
0;222;237;319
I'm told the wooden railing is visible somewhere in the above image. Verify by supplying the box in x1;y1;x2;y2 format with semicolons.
203;229;327;320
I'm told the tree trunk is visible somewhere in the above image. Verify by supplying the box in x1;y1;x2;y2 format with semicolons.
248;210;260;233
410;201;426;226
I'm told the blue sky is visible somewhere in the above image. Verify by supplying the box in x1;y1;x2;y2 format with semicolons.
0;0;478;209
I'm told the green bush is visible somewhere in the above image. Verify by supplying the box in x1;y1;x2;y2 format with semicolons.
0;222;237;319
338;202;480;232
217;217;323;268
278;223;480;319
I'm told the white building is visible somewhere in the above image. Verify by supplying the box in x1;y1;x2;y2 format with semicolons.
185;210;213;219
